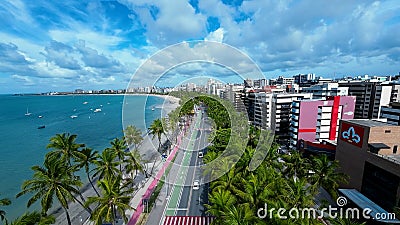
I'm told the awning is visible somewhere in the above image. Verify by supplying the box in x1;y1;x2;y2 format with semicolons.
339;189;400;223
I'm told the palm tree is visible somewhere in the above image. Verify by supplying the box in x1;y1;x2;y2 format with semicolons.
282;151;310;180
16;157;86;225
148;119;165;153
46;133;85;166
91;148;120;180
309;154;349;199
8;211;55;225
223;204;257;225
76;148;100;197
109;138;126;173
124;125;143;150
0;194;11;223
206;187;236;224
124;149;144;180
85;176;134;225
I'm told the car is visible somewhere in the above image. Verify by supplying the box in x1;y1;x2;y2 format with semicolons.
193;180;200;190
198;151;203;158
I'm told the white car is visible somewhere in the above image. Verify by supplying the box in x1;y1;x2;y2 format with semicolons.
193;180;200;190
198;151;203;158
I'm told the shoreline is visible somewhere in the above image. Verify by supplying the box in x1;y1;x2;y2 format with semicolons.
52;95;180;224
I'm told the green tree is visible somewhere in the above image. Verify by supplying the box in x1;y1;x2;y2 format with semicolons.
91;148;120;180
0;194;11;223
124;125;143;151
206;187;236;224
16;158;86;225
76;148;100;197
148;119;165;153
282;151;310;180
124;149;144;180
309;154;348;199
8;211;55;225
46;133;85;166
85;176;134;225
109;138;126;173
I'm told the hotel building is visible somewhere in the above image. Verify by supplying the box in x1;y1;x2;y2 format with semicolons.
289;96;356;148
335;119;400;211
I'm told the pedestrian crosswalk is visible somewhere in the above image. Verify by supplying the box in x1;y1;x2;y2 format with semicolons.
163;216;214;225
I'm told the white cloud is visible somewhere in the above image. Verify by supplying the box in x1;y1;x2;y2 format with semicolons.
205;28;224;42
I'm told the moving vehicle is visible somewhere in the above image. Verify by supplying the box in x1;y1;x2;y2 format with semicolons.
192;180;200;190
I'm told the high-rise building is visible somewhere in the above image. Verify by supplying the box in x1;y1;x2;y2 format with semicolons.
338;82;392;119
293;73;316;85
302;82;348;99
335;119;400;211
391;84;400;103
381;102;400;126
270;93;313;145
289;96;356;148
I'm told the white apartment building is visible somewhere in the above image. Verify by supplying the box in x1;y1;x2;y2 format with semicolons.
302;82;348;99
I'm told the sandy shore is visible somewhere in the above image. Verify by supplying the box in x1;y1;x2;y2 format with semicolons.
52;95;180;224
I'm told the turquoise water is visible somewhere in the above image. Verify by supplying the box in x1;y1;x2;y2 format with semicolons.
0;94;165;221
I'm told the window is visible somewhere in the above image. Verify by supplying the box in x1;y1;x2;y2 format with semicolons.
394;145;398;154
385;130;391;133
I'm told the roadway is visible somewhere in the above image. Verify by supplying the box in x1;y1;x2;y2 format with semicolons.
165;107;211;217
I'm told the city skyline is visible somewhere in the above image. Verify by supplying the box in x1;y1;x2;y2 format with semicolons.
0;0;400;94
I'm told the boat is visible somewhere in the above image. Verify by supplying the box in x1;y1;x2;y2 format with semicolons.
37;125;45;129
70;115;78;119
94;108;102;113
83;101;88;105
38;115;43;118
25;108;32;116
152;107;155;111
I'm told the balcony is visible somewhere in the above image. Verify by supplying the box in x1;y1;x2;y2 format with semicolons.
291;108;300;114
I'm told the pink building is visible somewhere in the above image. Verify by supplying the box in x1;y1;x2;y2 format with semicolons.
289;96;356;148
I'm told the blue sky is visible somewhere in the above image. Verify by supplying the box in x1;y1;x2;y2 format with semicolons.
0;0;399;93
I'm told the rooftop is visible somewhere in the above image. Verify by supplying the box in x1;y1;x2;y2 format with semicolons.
345;119;393;127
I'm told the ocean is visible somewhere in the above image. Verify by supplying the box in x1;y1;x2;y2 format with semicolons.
0;94;166;221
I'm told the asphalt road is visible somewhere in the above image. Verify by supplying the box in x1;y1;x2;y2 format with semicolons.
167;107;211;217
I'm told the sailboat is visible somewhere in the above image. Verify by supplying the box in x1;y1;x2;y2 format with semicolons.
25;108;32;116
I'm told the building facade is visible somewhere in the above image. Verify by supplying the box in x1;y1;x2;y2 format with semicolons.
335;119;400;211
302;82;348;99
381;102;400;126
338;82;392;119
289;96;356;148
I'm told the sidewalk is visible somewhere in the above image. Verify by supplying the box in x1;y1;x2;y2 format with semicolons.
126;126;188;225
144;115;200;225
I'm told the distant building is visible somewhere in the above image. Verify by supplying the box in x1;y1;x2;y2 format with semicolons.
338;82;392;119
381;102;400;125
335;119;400;211
289;96;356;148
293;73;316;85
277;76;295;85
302;83;348;99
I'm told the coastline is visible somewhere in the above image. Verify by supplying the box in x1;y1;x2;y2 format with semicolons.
52;95;180;224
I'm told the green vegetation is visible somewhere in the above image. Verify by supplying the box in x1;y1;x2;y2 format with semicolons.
148;119;166;153
13;123;152;225
181;92;350;224
0;194;11;224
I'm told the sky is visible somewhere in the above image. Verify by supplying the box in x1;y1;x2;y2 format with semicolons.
0;0;399;93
